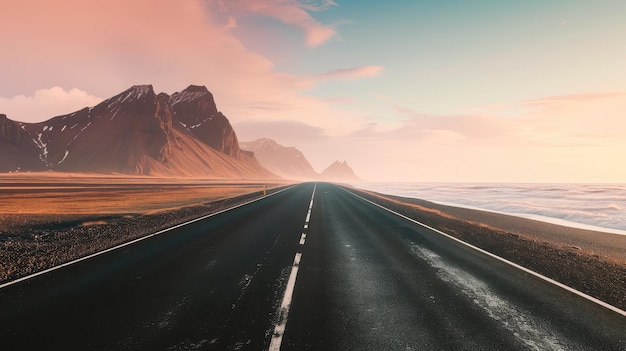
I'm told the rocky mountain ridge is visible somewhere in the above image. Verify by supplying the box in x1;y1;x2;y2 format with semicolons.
240;138;360;181
0;85;273;178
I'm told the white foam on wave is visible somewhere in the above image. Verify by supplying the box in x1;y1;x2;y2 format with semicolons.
355;182;626;235
431;200;626;236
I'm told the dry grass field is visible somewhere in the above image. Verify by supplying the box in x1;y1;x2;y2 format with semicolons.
0;172;281;216
0;173;290;283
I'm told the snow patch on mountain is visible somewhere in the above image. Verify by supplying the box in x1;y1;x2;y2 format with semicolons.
33;132;48;164
58;150;69;164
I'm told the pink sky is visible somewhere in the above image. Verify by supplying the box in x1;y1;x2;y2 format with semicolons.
2;0;625;182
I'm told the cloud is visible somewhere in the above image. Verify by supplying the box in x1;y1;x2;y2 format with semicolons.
208;0;338;47
334;92;626;181
299;0;338;12
372;94;392;100
519;92;626;140
522;92;626;108
0;87;102;123
224;16;238;30
0;0;373;137
313;66;384;81
1;0;280;97
390;107;521;144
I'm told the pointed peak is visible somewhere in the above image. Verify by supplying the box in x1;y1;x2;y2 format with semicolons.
170;85;214;106
125;84;154;95
183;85;209;94
101;84;156;108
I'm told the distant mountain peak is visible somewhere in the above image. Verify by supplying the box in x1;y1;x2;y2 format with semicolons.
245;138;294;151
321;159;360;182
240;138;318;180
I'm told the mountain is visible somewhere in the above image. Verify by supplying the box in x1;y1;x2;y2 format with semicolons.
0;85;274;178
170;85;241;160
240;138;360;182
0;114;47;172
321;160;360;182
240;138;318;180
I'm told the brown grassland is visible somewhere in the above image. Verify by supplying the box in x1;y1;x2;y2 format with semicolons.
0;173;289;284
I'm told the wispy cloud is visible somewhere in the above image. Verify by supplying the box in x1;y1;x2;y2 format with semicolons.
300;0;338;12
209;0;338;47
224;16;238;30
313;66;384;81
334;92;626;181
523;92;626;108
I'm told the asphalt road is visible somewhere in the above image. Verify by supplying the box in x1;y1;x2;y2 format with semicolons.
1;182;624;350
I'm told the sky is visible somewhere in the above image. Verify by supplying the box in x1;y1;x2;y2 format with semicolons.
2;0;626;182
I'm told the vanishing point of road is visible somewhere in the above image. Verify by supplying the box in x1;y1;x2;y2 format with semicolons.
1;183;624;350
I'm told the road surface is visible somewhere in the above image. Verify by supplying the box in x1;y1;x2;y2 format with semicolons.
1;183;624;350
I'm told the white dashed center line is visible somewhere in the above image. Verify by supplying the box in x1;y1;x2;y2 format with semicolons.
269;183;316;351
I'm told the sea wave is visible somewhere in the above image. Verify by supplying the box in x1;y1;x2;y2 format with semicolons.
354;182;626;235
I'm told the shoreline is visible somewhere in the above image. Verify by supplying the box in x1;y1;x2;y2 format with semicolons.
347;186;626;311
430;200;626;236
353;182;626;236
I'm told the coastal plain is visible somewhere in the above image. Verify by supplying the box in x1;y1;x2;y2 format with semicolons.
1;175;624;312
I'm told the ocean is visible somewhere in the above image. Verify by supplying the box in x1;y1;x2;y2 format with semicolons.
353;182;626;235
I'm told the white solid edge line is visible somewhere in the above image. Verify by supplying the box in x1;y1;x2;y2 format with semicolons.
342;187;626;318
268;252;302;351
0;184;299;290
